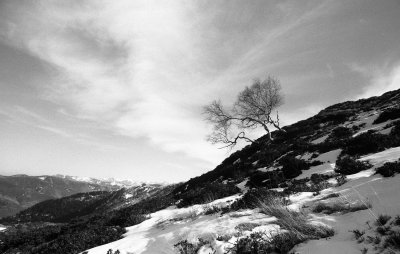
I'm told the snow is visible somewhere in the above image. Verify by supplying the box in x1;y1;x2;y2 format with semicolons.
84;146;400;254
295;163;335;180
236;179;249;193
124;193;133;199
311;134;329;144
294;146;400;254
299;152;314;161
312;149;341;163
0;225;6;232
350;110;398;137
257;166;278;172
84;194;280;254
359;146;400;166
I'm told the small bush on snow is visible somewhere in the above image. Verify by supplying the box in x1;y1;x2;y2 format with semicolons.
375;159;400;177
376;214;392;226
384;231;400;250
312;200;371;214
174;238;211;254
335;156;371;175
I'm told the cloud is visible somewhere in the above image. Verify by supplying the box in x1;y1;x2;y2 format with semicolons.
350;63;400;99
3;0;394;168
0;0;228;163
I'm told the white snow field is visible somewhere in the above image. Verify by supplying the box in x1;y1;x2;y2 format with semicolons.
84;147;400;254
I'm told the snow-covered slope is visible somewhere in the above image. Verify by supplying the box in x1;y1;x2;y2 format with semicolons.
83;147;400;254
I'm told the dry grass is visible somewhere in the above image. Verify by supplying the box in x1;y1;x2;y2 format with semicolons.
312;199;371;214
254;195;334;252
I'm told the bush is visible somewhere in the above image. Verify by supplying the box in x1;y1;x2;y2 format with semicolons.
375;160;400;177
373;107;400;124
384;231;400;250
230;225;333;254
284;178;331;194
280;156;310;179
335;156;371;175
376;214;392;226
329;126;353;140
312;200;371;214
247;170;285;188
343;132;385;156
176;182;240;208
256;192;334;248
227;188;288;211
174;238;210;254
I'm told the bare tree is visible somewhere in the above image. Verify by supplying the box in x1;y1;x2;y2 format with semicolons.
203;76;285;149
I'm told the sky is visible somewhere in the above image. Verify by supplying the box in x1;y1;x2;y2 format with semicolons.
0;0;400;183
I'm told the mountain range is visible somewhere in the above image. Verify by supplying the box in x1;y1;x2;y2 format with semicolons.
0;174;144;218
1;88;400;254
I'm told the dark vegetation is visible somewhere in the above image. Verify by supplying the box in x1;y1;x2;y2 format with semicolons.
0;191;111;223
334;156;371;175
375;159;400;177
176;182;240;208
312;200;371;214
0;185;177;254
373;107;400;124
174;238;212;254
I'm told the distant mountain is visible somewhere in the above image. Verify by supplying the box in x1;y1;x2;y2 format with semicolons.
0;174;141;218
0;183;164;224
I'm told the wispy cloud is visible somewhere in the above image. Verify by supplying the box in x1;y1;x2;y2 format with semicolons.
349;62;400;99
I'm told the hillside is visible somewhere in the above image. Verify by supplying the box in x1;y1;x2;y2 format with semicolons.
0;174;140;218
1;89;400;254
0;183;164;224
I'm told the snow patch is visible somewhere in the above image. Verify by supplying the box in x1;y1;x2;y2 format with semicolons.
311;134;329;144
359;146;400;167
295;163;335;180
312;149;341;163
236;179;249;193
124;193;133;199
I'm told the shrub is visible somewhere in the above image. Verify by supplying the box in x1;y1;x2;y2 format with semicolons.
280;156;310;179
174;238;211;254
177;182;240;208
256;193;334;248
351;229;365;240
227;188;288;211
373;107;400;124
376;225;391;236
284;178;331;194
247;170;285;188
310;173;331;184
335;175;347;186
391;120;400;136
230;228;333;254
335;156;371;175
235;222;261;232
312;200;371;214
343;132;386;156
376;214;392;226
392;216;400;226
329;126;353;140
375;160;400;177
384;231;400;250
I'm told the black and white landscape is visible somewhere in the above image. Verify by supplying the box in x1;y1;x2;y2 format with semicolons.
1;1;400;254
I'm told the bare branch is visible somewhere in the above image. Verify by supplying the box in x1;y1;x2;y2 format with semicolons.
203;76;285;149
